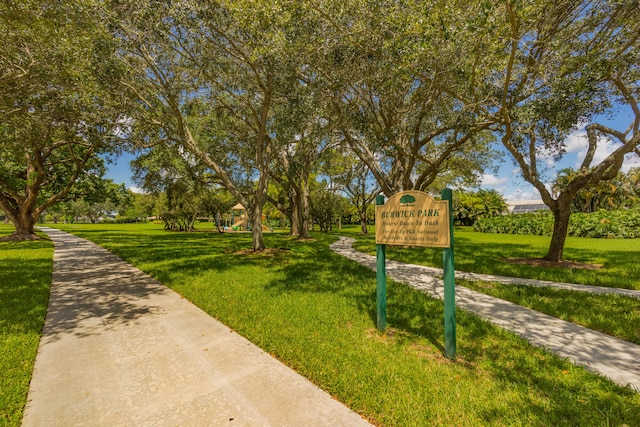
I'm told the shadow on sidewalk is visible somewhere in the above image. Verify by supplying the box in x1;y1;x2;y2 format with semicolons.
41;230;171;344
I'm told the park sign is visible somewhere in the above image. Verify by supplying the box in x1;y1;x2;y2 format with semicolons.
375;190;450;248
374;189;456;359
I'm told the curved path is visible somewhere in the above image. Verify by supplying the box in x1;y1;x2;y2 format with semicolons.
330;237;640;391
23;228;371;426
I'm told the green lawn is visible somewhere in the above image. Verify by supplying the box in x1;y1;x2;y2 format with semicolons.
42;222;640;426
461;280;640;344
0;225;52;427
351;226;640;289
349;226;640;344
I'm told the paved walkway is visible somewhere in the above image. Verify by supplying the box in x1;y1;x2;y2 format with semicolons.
23;228;371;426
330;237;640;391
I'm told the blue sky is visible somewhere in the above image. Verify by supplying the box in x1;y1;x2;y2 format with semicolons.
105;108;639;201
104;152;139;192
479;106;639;201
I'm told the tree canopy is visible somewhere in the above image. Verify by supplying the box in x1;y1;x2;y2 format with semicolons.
482;0;640;260
2;0;638;259
0;0;123;239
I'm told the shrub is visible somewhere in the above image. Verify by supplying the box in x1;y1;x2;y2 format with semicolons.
474;208;640;238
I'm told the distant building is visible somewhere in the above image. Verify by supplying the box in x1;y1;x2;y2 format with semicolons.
507;199;549;214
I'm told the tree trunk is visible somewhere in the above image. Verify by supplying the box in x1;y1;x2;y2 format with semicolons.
289;194;300;237
214;213;224;233
249;206;265;251
544;201;572;262
249;167;268;251
0;200;40;240
359;210;368;234
297;178;311;239
15;215;38;239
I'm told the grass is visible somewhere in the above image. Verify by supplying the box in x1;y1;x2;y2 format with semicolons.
348;226;640;345
0;224;52;427
45;222;640;426
351;226;640;289
460;280;640;344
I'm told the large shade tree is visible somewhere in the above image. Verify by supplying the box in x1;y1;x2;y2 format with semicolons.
485;0;640;261
305;0;500;197
111;0;307;250
266;72;337;239
322;145;380;234
0;0;123;240
130;145;211;231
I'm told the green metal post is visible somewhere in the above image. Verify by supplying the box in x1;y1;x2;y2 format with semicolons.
441;188;456;359
375;195;387;332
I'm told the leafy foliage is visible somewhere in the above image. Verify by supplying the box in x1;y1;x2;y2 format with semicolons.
0;0;123;238
474;212;554;236
475;208;640;238
553;167;640;213
305;0;500;196
453;189;508;226
310;184;349;232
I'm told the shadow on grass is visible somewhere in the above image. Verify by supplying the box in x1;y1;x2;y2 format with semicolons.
73;229;270;276
354;231;640;289
264;240;451;352
271;239;639;424
460;311;639;424
0;257;51;336
40;225;640;425
38;227;284;344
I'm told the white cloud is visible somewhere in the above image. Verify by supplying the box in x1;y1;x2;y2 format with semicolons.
503;181;551;203
129;186;145;194
481;174;508;186
564;130;588;154
589;139;618;166
565;129;639;172
505;189;539;202
622;154;640;173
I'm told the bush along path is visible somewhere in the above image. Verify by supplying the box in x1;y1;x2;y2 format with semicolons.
330;237;640;391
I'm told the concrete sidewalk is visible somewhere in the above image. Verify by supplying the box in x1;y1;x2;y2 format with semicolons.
23;228;371;426
330;237;640;391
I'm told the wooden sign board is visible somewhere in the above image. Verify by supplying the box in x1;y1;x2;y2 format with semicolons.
375;190;450;248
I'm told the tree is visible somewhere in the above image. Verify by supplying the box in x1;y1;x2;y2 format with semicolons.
324;146;380;234
305;0;500;197
0;0;123;239
120;192;156;222
310;183;349;232
130;144;213;231
487;0;640;261
198;187;236;233
111;0;306;250
453;189;508;226
267;78;337;239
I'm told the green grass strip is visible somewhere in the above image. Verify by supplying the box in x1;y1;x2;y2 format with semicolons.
351;226;640;289
348;226;640;344
52;223;640;426
0;225;52;426
461;280;640;344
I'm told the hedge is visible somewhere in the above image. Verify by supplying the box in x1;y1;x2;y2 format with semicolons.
474;208;640;238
